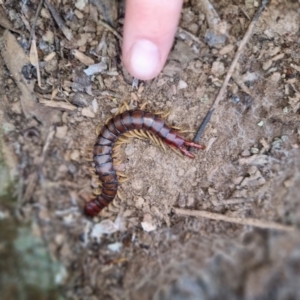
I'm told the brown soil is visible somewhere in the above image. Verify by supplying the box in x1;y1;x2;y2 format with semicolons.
0;0;300;299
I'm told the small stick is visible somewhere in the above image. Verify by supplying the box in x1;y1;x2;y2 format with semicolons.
98;19;122;41
29;0;44;44
174;208;295;232
45;0;73;41
193;0;270;143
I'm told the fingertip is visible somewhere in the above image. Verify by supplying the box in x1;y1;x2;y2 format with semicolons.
122;0;183;80
124;39;161;80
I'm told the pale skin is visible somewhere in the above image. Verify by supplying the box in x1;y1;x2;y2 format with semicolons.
122;0;183;80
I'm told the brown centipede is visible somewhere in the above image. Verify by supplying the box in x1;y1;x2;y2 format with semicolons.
85;110;205;217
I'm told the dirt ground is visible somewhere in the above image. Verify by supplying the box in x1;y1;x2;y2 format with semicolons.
0;0;300;299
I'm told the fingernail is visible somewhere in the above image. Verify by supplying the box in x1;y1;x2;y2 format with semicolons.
129;39;160;80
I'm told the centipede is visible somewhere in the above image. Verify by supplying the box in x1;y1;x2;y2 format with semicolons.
85;109;206;217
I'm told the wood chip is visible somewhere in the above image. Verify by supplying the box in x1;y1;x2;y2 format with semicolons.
72;49;95;66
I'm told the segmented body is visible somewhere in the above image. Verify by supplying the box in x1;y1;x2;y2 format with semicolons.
85;110;205;217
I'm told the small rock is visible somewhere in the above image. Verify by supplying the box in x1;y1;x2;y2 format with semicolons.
135;197;144;208
72;92;91;107
56;125;68;139
91;98;98;113
2;122;15;134
84;61;107;76
70;149;80;161
74;9;84;19
81;107;95;118
91;219;118;242
141;213;156;232
250;147;259;154
263;60;272;70
269;47;280;57
10;102;22;114
163;60;182;77
211;61;225;76
241;149;251;157
242;72;258;82
178;80;188;90
107;242;122;252
257;121;264;127
186;196;195;207
75;0;88;10
219;44;234;55
44;59;58;73
270;72;281;83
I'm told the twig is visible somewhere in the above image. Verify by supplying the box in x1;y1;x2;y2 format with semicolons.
98;19;122;41
193;0;270;143
177;27;205;46
174;208;295;232
45;0;73;41
29;0;44;44
192;109;214;146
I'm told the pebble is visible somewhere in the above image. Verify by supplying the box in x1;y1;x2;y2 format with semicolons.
211;61;225;76
241;149;251;157
141;213;156;232
74;9;84;19
72;92;90;107
263;60;272;70
134;197;144;208
186;196;195;207
81;107;95;118
270;72;281;83
70;149;80;161
55;125;68;139
219;44;234;55
10;102;22;114
75;0;88;10
107;242;122;252
92;98;98;113
250;147;259;154
177;80;188;90
2;122;15;134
